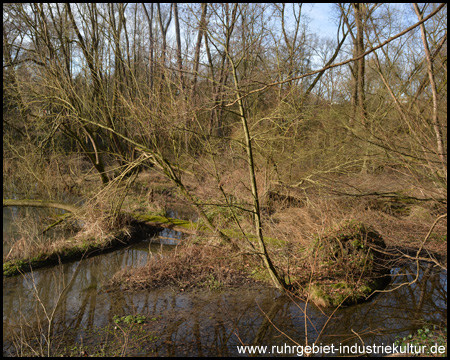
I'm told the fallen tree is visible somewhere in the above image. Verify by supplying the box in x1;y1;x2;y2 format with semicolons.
3;199;79;214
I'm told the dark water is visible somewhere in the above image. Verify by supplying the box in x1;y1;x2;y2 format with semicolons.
2;207;447;357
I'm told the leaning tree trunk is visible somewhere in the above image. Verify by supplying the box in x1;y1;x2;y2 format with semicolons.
228;56;288;292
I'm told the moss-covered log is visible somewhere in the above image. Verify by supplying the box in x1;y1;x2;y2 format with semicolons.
132;213;200;235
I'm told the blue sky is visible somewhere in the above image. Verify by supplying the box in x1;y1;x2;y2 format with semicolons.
304;3;339;40
304;3;418;41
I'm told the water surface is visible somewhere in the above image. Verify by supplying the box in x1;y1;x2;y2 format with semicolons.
2;207;447;357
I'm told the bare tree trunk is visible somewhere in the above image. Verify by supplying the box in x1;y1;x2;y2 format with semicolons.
173;4;189;151
339;4;358;126
414;4;447;176
173;3;184;89
279;4;302;91
204;31;219;136
209;4;237;137
192;3;207;96
2;25;31;131
303;28;348;101
229;58;288;291
142;4;154;96
352;3;366;122
221;7;288;288
157;3;173;84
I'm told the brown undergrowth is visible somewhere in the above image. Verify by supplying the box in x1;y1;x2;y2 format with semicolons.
109;241;261;291
264;193;446;277
261;179;446;259
114;169;446;299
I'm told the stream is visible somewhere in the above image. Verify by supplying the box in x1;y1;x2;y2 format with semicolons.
3;206;447;356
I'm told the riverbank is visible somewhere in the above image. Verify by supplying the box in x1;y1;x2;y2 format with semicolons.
4;170;447;301
3;170;447;356
3;215;164;277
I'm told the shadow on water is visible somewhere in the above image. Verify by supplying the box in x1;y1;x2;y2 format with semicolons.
2;207;447;357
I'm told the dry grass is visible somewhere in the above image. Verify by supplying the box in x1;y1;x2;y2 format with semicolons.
110;241;260;291
248;173;448;289
3;210;75;263
4;202;134;269
134;166;446;278
266;180;445;250
132;162;447;258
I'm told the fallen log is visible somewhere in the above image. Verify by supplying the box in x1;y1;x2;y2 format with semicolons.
3;199;79;213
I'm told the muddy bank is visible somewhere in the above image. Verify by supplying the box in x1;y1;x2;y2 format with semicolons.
4;211;396;310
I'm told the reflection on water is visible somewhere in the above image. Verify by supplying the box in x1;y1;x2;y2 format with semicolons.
166;208;198;223
3;250;446;356
2;206;447;356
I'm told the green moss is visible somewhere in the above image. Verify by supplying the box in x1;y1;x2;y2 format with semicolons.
3;260;27;277
303;220;390;307
308;282;375;307
351;238;364;249
132;212;199;231
308;285;332;307
249;266;275;283
331;281;350;289
358;284;372;295
113;314;147;325
199;274;224;291
134;211;287;247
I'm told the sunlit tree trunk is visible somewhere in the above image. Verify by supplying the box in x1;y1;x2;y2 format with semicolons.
192;3;207;96
414;4;447;177
352;3;367;122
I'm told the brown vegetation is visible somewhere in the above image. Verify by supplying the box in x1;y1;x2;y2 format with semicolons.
110;242;260;291
105;169;446;303
3;4;447;358
3;4;447;292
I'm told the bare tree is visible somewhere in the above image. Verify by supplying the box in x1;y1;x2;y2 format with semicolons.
173;3;184;89
414;3;447;176
192;3;208;96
